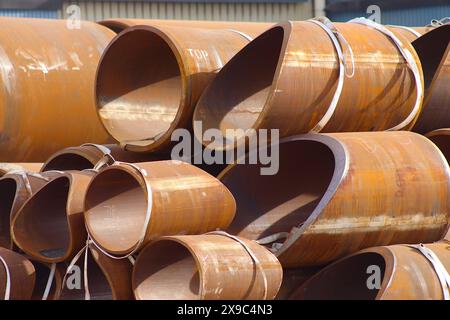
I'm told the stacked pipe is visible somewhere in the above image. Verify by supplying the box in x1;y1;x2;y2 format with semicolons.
0;17;449;300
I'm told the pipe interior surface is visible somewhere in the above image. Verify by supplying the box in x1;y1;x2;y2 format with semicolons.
43;154;95;171
0;179;16;247
96;28;182;146
84;169;147;254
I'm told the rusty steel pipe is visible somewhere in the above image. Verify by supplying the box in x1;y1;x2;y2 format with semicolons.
11;171;94;263
99;18;272;34
411;25;450;133
275;267;319;300
0;17;115;162
59;246;133;300
0;172;51;249
41;144;164;172
218;131;449;268
0;247;35;300
194;21;423;150
426;128;450;165
132;234;282;300
0;163;42;176
84;160;236;257
30;260;63;300
95;23;270;154
290;241;450;300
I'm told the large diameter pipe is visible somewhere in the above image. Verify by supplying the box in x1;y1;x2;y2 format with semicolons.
411;25;450;133
59;246;133;300
0;247;35;300
0;172;51;249
41;144;164;172
95;23;269;154
11;171;94;263
290;241;450;300
194;21;423;150
99;18;272;35
0;163;42;176
0;17;115;162
132;234;282;300
426;128;450;165
218;131;449;267
30;260;63;300
84;161;236;256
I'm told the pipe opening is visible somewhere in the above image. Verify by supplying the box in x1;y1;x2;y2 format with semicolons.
96;28;182;147
221;140;335;247
194;27;284;146
84;168;148;255
293;252;386;300
60;252;113;300
134;240;200;300
13;177;70;260
0;179;16;247
43;154;95;171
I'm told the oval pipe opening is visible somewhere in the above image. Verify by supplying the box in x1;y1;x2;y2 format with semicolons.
220;139;335;248
96;27;182;148
43;154;95;171
12;177;70;261
194;26;284;148
291;252;386;300
133;240;200;300
84;168;148;255
0;179;17;247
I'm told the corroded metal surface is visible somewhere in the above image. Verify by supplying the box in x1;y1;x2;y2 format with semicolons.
426;128;450;165
290;241;450;300
41;144;163;172
194;21;423;150
132;234;282;300
84;161;236;256
0;247;35;300
0;17;115;162
411;25;450;133
0;163;42;176
219;131;449;267
11;171;94;263
95;23;270;153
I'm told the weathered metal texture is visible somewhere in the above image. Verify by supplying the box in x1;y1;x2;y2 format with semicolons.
11;171;94;263
41;144;163;172
84;161;236;256
218;131;449;268
0;172;49;249
95;22;270;154
30;260;63;300
426;128;450;165
193;21;424;150
290;241;450;300
0;163;42;176
59;246;133;300
411;25;450;133
0;247;35;300
275;267;319;300
99;19;272;34
0;17;115;162
132;234;282;300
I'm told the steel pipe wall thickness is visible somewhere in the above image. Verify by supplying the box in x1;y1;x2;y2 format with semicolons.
290;241;450;300
132;234;282;300
194;21;423;150
11;171;94;263
84;161;236;256
95;22;270;154
219;131;449;267
0;17;115;162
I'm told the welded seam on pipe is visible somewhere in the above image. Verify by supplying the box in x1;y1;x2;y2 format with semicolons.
349;17;424;131
0;255;11;300
207;231;268;300
308;17;352;132
406;244;450;300
87;162;153;260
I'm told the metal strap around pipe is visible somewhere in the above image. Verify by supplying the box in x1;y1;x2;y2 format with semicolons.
0;255;11;300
